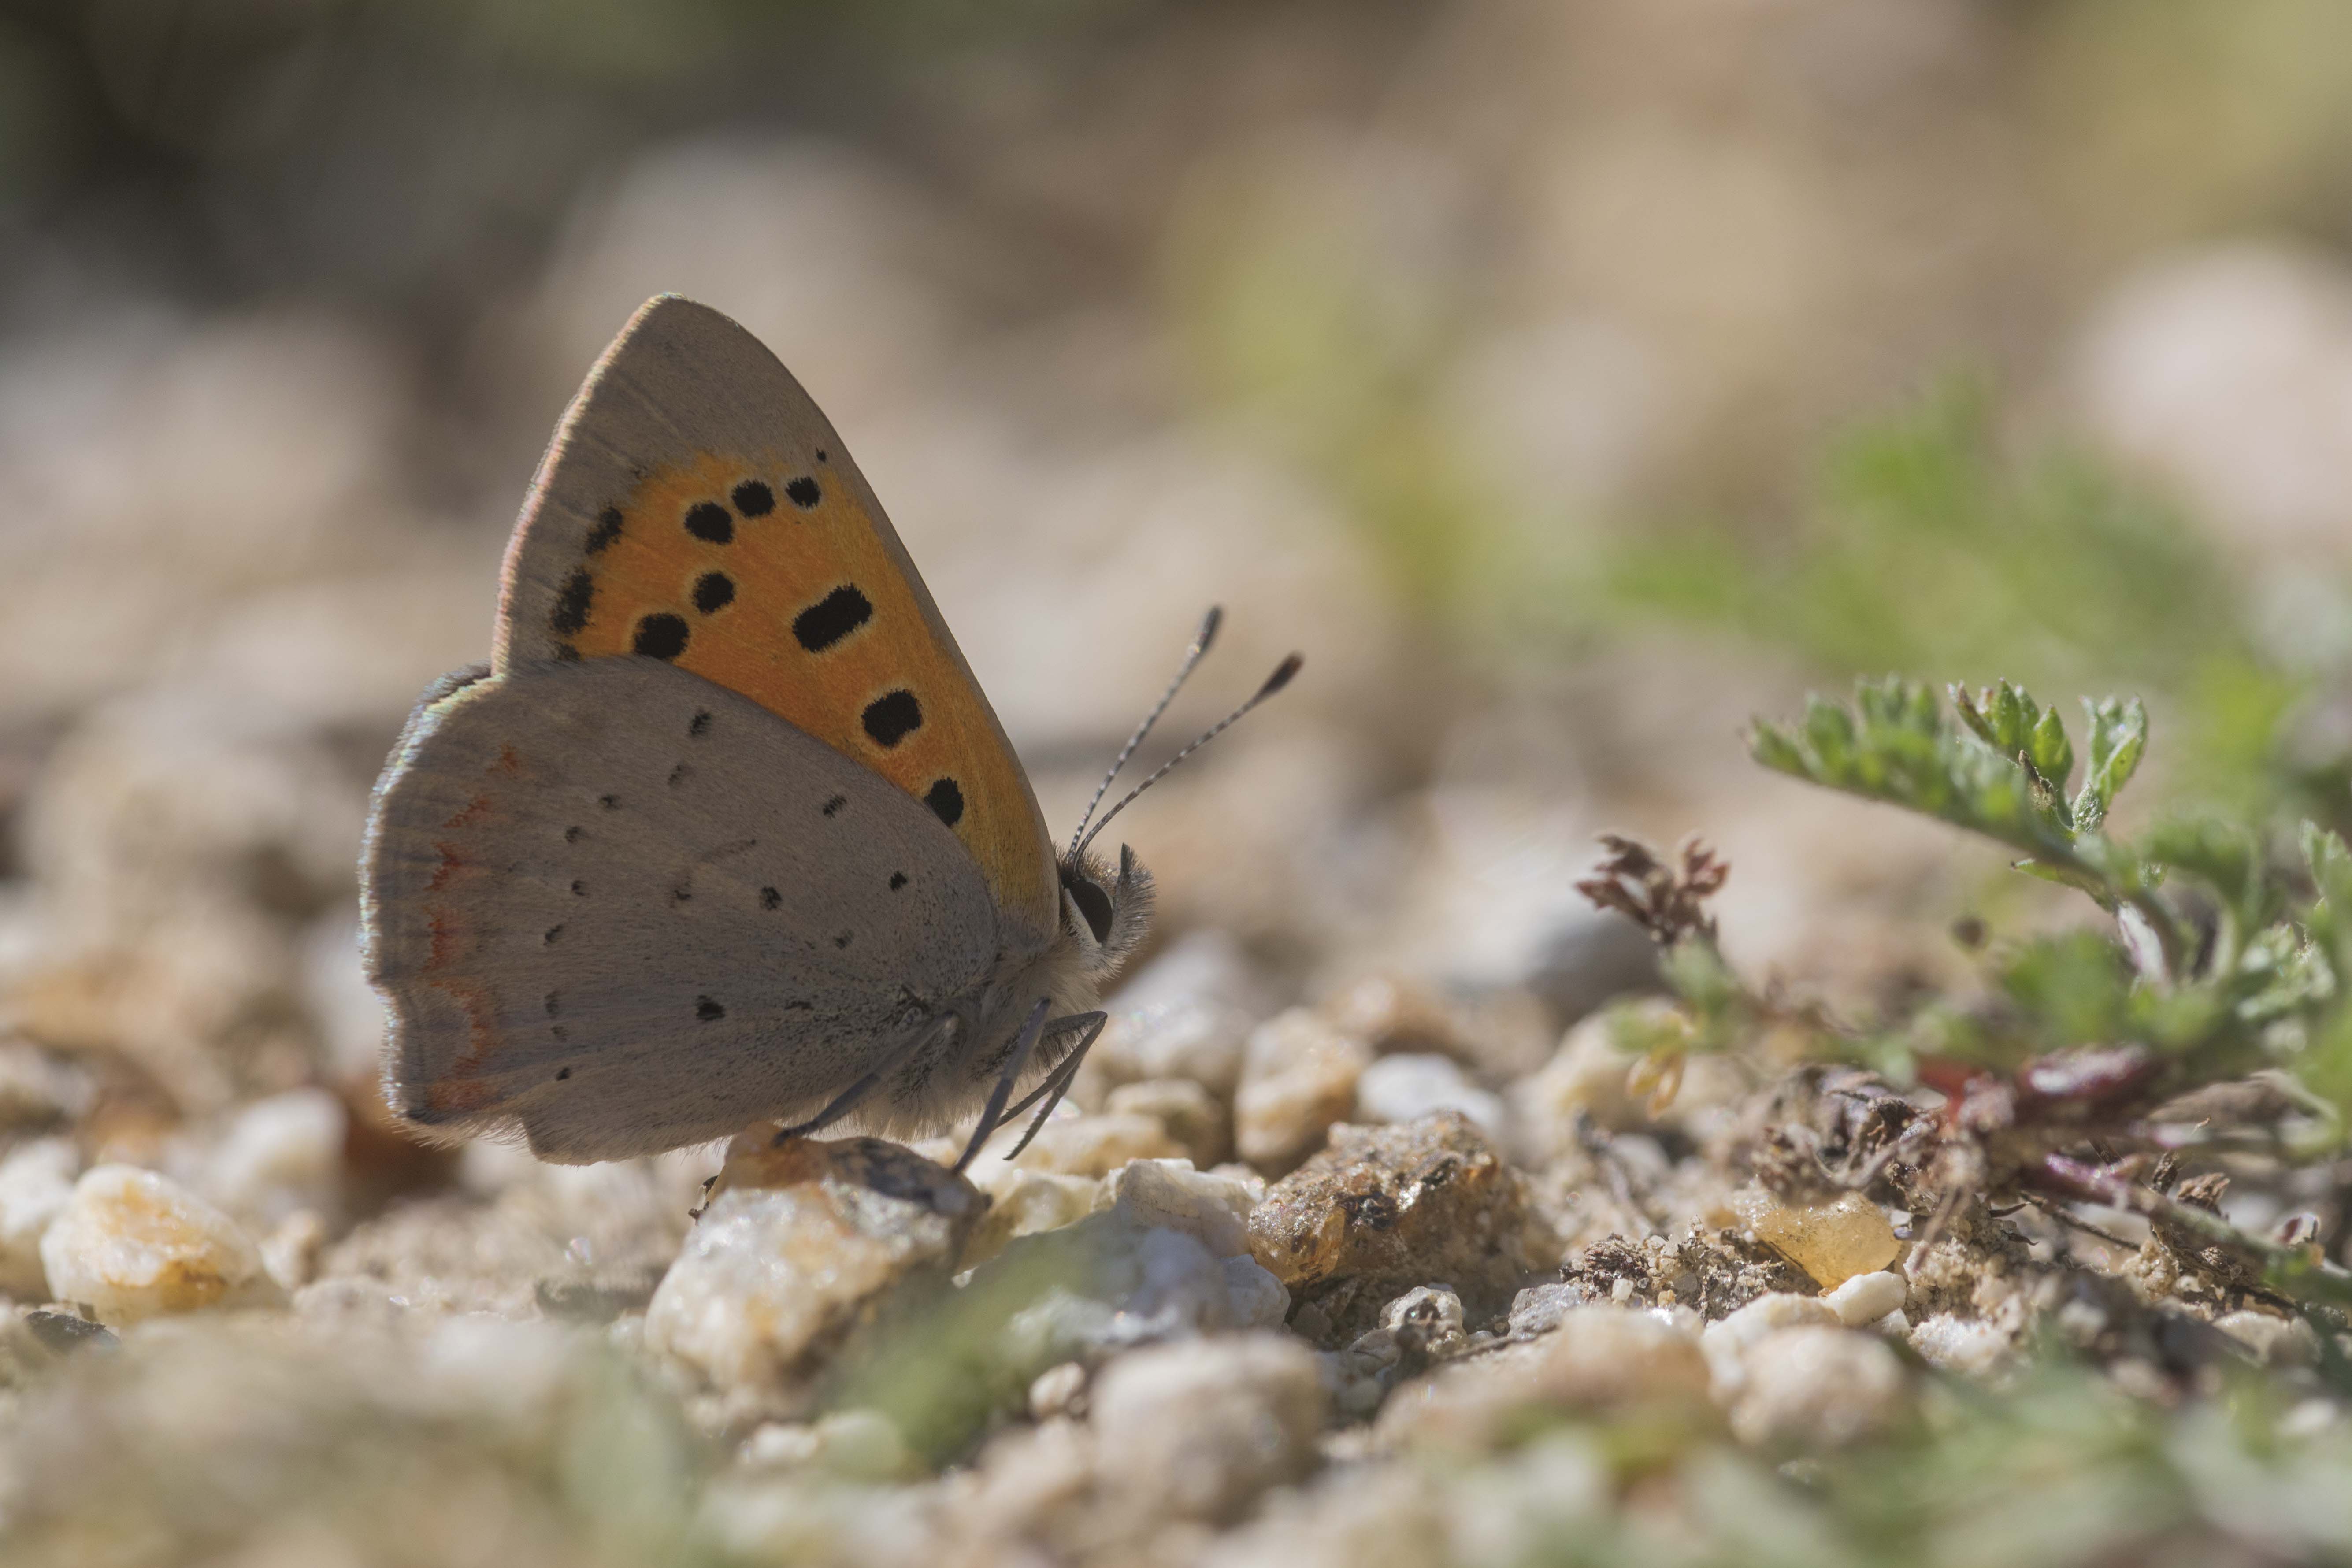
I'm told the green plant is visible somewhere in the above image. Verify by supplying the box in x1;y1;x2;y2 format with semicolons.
1590;675;2352;1313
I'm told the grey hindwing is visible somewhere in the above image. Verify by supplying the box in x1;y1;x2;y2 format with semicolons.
362;656;1007;1161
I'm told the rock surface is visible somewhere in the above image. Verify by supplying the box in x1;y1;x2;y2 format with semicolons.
644;1136;981;1401
1247;1113;1557;1338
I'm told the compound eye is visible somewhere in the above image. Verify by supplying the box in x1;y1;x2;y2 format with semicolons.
1067;875;1114;945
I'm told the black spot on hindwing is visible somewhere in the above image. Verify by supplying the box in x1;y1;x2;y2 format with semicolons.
786;476;821;508
586;508;624;553
822;795;847;818
696;997;724;1022
732;479;775;516
925;778;964;828
684;502;732;544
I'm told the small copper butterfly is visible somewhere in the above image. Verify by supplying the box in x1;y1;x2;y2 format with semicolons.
360;297;1297;1168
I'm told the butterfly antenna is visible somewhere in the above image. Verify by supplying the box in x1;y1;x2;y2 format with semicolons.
1075;651;1302;862
1066;605;1224;859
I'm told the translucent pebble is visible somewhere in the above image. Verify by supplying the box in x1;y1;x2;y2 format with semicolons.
1730;1187;1899;1289
39;1164;272;1325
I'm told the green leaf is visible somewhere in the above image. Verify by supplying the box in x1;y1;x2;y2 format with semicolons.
1749;722;1806;778
2030;704;2074;793
2074;697;2148;829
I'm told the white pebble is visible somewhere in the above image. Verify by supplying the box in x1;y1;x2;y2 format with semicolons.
1704;1291;1840;1353
1091;1333;1324;1523
1825;1269;1907;1328
0;1138;79;1298
1725;1326;1907;1447
202;1088;347;1227
1099;1158;1256;1257
1907;1313;2013;1375
1222;1253;1291;1331
1355;1054;1506;1138
39;1164;273;1324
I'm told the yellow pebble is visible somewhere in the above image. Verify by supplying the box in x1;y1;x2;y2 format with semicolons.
1732;1188;1900;1290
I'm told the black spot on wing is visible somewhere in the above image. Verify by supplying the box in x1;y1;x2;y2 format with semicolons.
760;886;781;910
889;871;907;891
925;778;964;828
543;924;564;945
834;931;853;949
696;997;725;1022
793;585;872;652
571;880;587;896
689;710;712;737
668;763;689;787
634;614;689;660
556;1067;571;1080
551;570;594;636
693;572;735;613
564;825;582;844
786;476;821;508
822;794;847;818
684;502;732;544
732;479;775;516
586;507;624;553
862;689;922;748
599;794;620;810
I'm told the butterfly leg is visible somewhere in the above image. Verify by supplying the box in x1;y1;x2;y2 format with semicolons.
1000;1011;1108;1161
772;1012;959;1146
952;997;1054;1174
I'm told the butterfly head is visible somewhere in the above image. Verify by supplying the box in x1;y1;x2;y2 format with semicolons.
1057;842;1154;977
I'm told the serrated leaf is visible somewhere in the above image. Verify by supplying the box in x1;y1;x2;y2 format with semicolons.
1749;723;1806;778
1950;683;1996;748
2029;704;2074;793
2075;697;2147;821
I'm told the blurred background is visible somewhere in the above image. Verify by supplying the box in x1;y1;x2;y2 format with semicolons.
6;0;2352;1121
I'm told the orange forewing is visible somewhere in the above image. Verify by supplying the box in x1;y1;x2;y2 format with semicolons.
556;449;1057;930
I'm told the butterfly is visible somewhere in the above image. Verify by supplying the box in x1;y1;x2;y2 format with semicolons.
360;296;1297;1170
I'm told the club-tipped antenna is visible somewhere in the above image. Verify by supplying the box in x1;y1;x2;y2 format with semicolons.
1074;651;1302;863
1066;606;1224;859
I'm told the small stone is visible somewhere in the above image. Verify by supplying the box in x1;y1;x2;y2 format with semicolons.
0;1137;78;1298
1354;1055;1505;1138
1246;1113;1556;1338
0;1042;94;1132
259;1209;327;1292
2214;1309;2320;1368
1028;1360;1088;1420
1908;1312;2014;1376
1382;1306;1713;1449
1825;1269;1907;1328
961;1165;1101;1268
39;1164;275;1325
1097;1158;1257;1257
1724;1326;1906;1447
1094;929;1272;1095
1730;1188;1900;1290
1105;1077;1231;1167
1009;1113;1185;1178
1319;974;1473;1059
1507;1281;1585;1337
202;1087;347;1228
1507;1012;1642;1162
1089;1333;1325;1524
1222;1254;1291;1331
644;1136;980;1394
1234;1008;1372;1172
1704;1291;1842;1354
1380;1286;1467;1357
